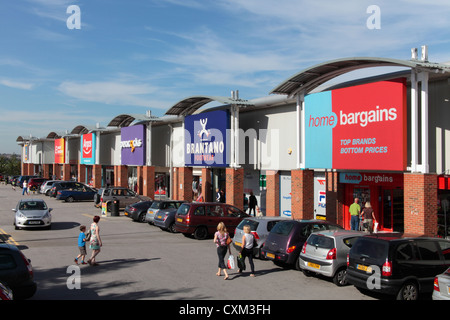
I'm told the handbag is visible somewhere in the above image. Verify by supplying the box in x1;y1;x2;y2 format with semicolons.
85;230;91;241
226;236;232;246
237;254;246;271
227;254;235;269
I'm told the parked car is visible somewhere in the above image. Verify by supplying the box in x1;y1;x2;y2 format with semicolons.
146;200;186;225
299;230;365;286
261;219;343;269
27;178;48;192
124;201;153;222
93;188;104;207
433;267;450;300
153;201;188;232
56;185;97;202
174;202;249;240
49;181;86;197
100;187;151;209
232;216;291;258
17;175;41;188
0;281;13;300
0;243;37;299
347;233;450;300
40;180;57;195
13;198;52;230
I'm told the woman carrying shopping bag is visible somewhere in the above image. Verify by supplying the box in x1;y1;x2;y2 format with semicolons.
214;222;231;280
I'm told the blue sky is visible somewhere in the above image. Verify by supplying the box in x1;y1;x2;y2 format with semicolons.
1;0;450;154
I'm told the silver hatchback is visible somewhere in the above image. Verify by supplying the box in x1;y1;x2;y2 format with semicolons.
299;230;364;286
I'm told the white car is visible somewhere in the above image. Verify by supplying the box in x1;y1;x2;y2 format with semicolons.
13;199;52;230
433;267;450;300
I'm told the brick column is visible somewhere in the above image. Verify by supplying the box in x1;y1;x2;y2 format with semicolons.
78;164;86;183
266;170;280;217
326;171;344;226
53;164;61;180
226;167;244;210
43;164;50;179
404;173;438;236
115;165;128;188
62;164;71;181
174;167;193;201
291;169;314;220
201;168;212;202
142;166;155;198
93;165;102;189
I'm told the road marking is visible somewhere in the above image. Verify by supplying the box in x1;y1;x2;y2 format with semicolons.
82;214;107;220
0;228;19;246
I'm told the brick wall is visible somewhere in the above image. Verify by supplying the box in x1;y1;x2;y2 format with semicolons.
142;166;155;198
326;171;344;226
226;168;244;210
174;167;193;201
201;168;212;202
291;169;314;220
93;165;102;188
404;173;438;236
266;171;280;217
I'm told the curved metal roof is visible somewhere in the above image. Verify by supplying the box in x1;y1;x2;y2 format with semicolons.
108;113;160;127
165;95;254;116
270;57;450;96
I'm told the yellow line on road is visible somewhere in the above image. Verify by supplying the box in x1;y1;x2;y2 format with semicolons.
0;228;19;246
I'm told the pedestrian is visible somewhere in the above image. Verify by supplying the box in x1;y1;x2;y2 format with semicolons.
214;222;230;280
195;187;204;202
220;189;225;203
87;215;102;266
238;225;255;277
74;225;87;265
349;198;361;230
216;188;221;202
248;191;257;216
22;180;28;195
361;201;375;232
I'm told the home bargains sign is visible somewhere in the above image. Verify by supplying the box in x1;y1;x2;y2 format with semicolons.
185;110;230;167
304;78;407;171
80;133;96;165
121;125;145;166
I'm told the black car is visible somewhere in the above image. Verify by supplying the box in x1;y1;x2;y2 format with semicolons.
48;181;86;197
347;233;450;300
0;243;36;299
124;201;153;222
261;219;343;269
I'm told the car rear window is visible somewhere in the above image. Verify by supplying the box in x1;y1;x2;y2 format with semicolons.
0;254;17;270
270;221;294;236
351;238;388;261
237;219;259;231
307;234;334;249
177;203;190;215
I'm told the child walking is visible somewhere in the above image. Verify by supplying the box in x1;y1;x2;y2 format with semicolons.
74;225;87;265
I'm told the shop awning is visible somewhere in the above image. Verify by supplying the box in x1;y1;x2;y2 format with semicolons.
270;57;450;97
165;95;254;116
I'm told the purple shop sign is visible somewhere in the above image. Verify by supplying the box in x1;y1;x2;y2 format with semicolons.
121;125;146;166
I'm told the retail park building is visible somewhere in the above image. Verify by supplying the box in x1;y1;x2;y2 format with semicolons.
18;49;450;238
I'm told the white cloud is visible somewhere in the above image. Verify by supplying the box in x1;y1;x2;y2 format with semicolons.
0;79;34;90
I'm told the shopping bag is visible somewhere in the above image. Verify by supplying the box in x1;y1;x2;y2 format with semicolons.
374;222;379;233
237;254;246;271
227;255;235;269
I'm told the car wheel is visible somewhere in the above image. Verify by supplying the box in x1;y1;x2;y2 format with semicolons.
66;196;74;203
138;213;146;223
194;226;208;240
332;268;348;286
168;223;177;233
396;281;419;300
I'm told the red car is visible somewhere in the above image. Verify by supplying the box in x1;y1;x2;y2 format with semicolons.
27;178;48;191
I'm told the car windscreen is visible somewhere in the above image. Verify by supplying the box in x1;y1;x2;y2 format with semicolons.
150;202;162;209
307;234;334;249
270;221;294;236
19;201;47;210
237;219;259;231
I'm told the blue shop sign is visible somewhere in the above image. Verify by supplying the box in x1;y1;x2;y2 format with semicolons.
185;110;230;167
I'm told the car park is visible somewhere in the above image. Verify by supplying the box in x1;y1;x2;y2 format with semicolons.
433;267;450;300
174;202;249;240
49;181;86;197
232;216;290;258
347;233;450;300
261;219;343;269
40;180;56;195
0;243;37;299
124;200;153;222
100;186;151;209
13;198;52;230
56;185;97;202
146;200;186;225
299;230;364;286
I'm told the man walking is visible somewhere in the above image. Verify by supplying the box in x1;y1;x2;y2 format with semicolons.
349;198;361;230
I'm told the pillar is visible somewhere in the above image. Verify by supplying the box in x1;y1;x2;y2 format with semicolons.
142;166;155;198
326;171;345;226
226;167;244;210
62;164;71;181
77;164;86;183
404;173;438;236
175;167;193;201
201;168;212;202
53;164;61;180
115;165;128;188
43;164;51;180
265;170;280;217
93;165;102;189
291;169;314;220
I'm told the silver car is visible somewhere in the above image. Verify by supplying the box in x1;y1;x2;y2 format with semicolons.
40;180;56;195
299;230;364;286
433;267;450;300
232;216;290;258
13;199;52;230
145;200;185;225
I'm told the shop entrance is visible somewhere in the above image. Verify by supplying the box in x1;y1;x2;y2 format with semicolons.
212;168;226;202
380;188;404;232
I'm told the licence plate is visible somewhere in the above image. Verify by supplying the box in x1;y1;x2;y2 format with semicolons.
307;262;321;270
266;252;275;259
177;218;183;222
235;241;242;247
28;221;41;224
124;212;129;216
157;215;162;219
357;264;372;273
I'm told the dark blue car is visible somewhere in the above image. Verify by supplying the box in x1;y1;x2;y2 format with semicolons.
56;186;97;202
